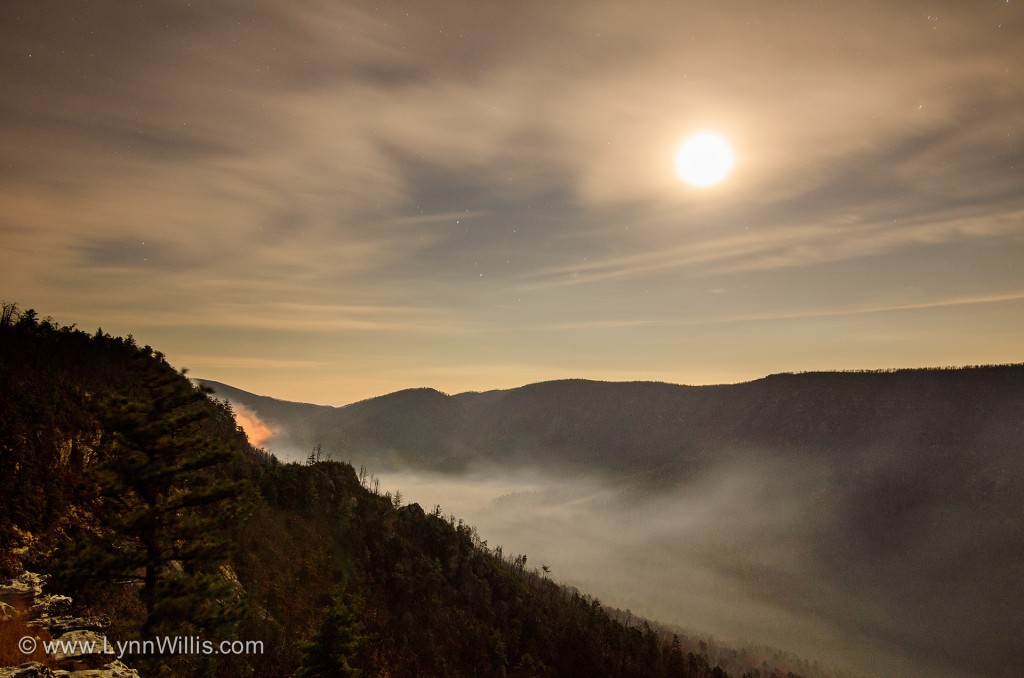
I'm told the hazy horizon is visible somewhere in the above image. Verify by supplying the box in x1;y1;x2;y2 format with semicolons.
201;359;1022;410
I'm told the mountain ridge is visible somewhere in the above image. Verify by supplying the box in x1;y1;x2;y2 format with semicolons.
198;365;1024;678
198;364;1024;475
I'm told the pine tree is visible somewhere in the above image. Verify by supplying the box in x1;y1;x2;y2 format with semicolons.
70;356;249;635
296;590;365;677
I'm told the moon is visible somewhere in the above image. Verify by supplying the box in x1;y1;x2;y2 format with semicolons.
675;132;734;187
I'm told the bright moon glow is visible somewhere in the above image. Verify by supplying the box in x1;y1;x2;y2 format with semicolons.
675;132;734;187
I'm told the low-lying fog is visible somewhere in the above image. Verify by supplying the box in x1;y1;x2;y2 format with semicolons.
234;377;1021;678
373;457;1001;678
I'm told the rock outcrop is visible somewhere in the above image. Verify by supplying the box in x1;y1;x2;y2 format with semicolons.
0;574;139;678
0;573;47;612
0;661;139;677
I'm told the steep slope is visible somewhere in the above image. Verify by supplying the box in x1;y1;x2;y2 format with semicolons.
199;367;1024;678
0;305;752;678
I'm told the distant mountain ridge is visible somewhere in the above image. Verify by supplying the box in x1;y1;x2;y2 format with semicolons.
199;366;1024;677
199;365;1024;476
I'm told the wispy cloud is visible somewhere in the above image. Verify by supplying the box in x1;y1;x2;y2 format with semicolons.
180;355;330;371
541;290;1024;333
521;205;1024;289
85;300;464;335
678;289;1024;327
2;0;1022;402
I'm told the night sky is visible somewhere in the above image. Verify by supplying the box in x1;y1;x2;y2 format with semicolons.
3;1;1022;405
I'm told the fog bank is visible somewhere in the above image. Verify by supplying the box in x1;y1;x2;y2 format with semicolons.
375;456;1004;678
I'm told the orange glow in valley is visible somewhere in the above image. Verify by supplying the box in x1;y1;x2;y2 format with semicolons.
233;404;274;447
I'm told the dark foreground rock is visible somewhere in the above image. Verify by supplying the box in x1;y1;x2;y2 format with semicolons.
0;574;139;678
0;661;139;678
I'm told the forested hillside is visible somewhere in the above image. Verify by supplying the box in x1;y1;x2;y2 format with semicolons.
0;304;767;677
200;361;1024;678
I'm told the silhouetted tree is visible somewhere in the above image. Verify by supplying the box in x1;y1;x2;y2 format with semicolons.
296;590;366;677
70;356;248;634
